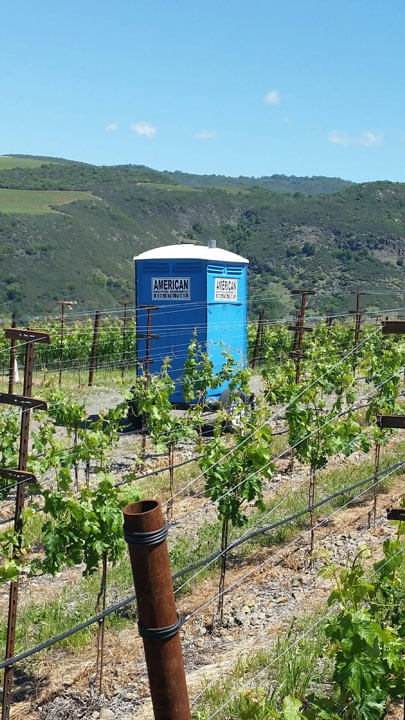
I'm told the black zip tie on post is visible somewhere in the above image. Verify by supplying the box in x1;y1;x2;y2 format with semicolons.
138;613;183;641
123;523;169;547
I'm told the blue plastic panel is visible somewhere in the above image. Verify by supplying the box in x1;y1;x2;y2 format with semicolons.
206;263;248;400
135;259;206;403
135;257;247;404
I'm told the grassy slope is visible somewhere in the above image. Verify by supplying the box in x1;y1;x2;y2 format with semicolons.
0;156;56;170
0;189;98;214
0;156;403;315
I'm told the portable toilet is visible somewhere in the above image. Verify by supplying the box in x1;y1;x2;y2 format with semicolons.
134;242;249;404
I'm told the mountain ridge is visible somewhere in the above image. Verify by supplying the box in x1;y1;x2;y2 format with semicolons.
0;155;403;319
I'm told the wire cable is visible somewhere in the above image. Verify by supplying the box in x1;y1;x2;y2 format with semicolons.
201;542;405;719
174;421;377;594
189;501;393;708
0;458;401;670
174;460;404;603
163;325;381;507
0;324;394;503
167;350;395;526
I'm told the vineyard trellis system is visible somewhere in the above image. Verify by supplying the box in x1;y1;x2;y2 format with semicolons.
199;540;405;720
0;459;402;672
0;327;50;720
0;305;403;718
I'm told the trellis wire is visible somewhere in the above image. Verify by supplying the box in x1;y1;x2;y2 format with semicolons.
201;543;405;719
0;458;401;670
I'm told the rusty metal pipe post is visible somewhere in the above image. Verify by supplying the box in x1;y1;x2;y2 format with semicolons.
350;291;366;373
7;314;17;395
56;300;77;386
295;293;307;384
123;500;191;720
88;311;100;387
137;306;159;458
2;328;50;720
252;308;264;368
59;302;65;387
292;308;300;355
290;290;315;384
2;342;35;720
120;301;130;378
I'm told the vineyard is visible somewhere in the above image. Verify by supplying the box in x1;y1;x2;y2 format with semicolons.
0;307;403;720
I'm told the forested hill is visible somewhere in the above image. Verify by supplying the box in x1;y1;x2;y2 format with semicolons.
119;167;353;194
1;156;351;194
0;155;403;318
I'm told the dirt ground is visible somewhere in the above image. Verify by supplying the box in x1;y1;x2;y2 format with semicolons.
7;473;404;720
0;382;403;720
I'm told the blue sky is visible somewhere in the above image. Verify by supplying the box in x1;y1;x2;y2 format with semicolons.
1;0;404;181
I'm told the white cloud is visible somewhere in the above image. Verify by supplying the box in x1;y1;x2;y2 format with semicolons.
328;129;384;147
264;89;280;105
359;130;384;147
130;121;157;139
328;130;351;146
105;123;118;132
195;130;218;140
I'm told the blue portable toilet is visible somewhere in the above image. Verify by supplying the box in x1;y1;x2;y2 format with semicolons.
134;242;249;404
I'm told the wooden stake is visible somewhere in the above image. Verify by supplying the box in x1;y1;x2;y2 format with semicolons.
290;290;315;384
288;291;315;473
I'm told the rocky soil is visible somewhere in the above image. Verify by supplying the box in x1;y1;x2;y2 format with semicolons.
8;475;403;720
0;384;403;720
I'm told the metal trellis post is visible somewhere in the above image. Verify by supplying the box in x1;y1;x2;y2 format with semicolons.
373;320;405;527
350;291;367;372
88;310;101;387
252;308;265;368
289;290;315;384
136;305;159;457
7;314;17;395
1;327;50;720
123;500;191;720
120;300;132;378
56;300;76;386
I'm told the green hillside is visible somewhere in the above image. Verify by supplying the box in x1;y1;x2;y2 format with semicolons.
0;155;403;318
0;156;57;170
160;169;353;194
0;189;97;214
